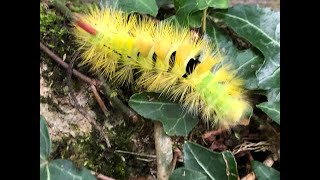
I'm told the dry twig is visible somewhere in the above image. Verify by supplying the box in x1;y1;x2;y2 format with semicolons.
40;42;141;122
114;150;156;159
91;171;115;180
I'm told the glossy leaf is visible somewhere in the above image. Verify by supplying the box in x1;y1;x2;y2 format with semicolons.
212;4;280;89
206;24;264;90
100;0;158;17
256;101;280;124
252;160;280;180
184;141;238;180
170;167;207;180
174;0;229;27
129;92;198;136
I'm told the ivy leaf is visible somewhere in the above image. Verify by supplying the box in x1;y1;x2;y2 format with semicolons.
40;116;96;180
252;160;280;180
184;141;238;180
100;0;158;17
266;88;280;102
206;24;264;90
170;167;207;180
212;4;280;89
174;0;229;27
40;116;51;173
128;92;198;136
256;101;280;124
45;160;96;180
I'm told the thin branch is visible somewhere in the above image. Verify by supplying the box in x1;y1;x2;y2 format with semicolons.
232;141;271;155
202;128;225;141
170;148;182;173
40;42;141;122
91;171;115;180
90;84;110;117
99;80;141;122
135;157;156;162
48;0;143;123
263;155;274;167
40;42;98;86
114;150;156;159
41;42;111;147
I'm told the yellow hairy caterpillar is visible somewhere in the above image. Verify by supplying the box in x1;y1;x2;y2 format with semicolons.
72;6;252;129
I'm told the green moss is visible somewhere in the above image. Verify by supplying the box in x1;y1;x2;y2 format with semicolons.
68;0;98;13
40;95;46;104
47;99;138;179
47;99;153;179
50;125;135;179
41;2;75;95
40;1;96;96
40;0;104;95
40;95;66;114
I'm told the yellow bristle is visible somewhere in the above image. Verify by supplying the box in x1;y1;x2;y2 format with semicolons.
72;5;252;129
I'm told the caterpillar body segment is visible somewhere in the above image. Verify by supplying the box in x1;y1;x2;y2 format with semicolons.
72;6;252;129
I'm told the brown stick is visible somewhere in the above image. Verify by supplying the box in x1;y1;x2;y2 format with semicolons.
90;85;110;117
40;42;98;86
99;80;141;122
170;148;182;173
114;150;156;159
91;171;115;180
154;122;173;180
40;42;141;122
202;129;225;139
263;155;274;167
48;0;143;122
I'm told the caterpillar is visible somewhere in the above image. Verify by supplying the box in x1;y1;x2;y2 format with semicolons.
72;5;252;129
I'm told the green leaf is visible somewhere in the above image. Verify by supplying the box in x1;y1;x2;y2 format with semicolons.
40;165;49;180
163;15;180;26
212;4;280;89
40;116;51;171
173;0;201;27
174;0;229;27
170;167;207;180
156;0;173;8
206;24;264;90
184;141;238;180
128;92;198;136
42;159;96;180
266;88;280;102
256;102;280;124
252;160;280;180
40;115;50;178
100;0;158;17
40;116;96;180
196;0;229;9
